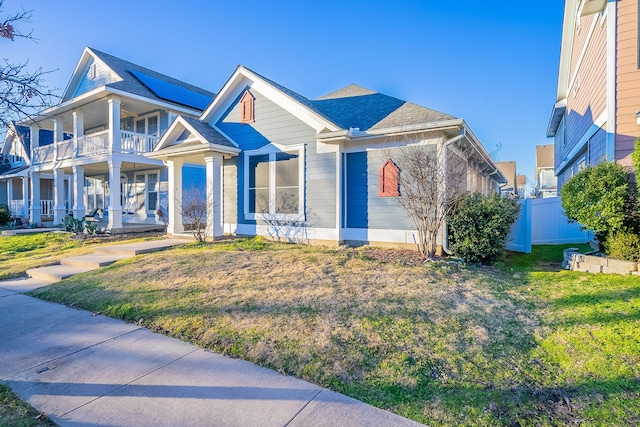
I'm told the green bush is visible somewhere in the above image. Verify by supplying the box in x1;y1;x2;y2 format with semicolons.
560;162;636;247
604;230;640;261
448;193;520;264
63;215;85;234
0;204;10;226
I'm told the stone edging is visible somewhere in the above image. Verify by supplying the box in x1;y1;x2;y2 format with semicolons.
563;248;640;275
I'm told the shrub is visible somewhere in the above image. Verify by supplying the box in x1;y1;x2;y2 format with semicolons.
448;193;520;264
0;204;10;226
63;215;85;234
604;230;640;261
560;162;635;247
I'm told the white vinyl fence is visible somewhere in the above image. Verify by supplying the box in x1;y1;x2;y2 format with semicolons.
506;196;591;253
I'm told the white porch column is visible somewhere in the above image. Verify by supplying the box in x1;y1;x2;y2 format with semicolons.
53;169;66;223
6;179;12;212
72;165;86;219
167;158;184;235
108;97;122;154
21;176;29;217
73;109;84;157
108;159;123;230
53;116;64;162
30;124;40;164
30;172;41;224
205;154;224;239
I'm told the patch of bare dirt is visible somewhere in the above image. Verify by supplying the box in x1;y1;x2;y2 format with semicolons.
354;247;432;266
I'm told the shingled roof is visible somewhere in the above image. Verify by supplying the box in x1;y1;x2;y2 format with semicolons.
180;115;238;149
536;144;554;169
88;48;216;110
312;84;457;131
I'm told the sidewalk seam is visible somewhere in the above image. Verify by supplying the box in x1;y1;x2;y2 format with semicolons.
59;347;200;418
283;388;323;426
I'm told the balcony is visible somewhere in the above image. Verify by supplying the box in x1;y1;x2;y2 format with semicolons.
32;130;160;165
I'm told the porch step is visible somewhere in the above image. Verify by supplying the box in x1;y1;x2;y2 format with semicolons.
26;264;96;283
0;277;54;293
94;239;191;257
61;254;129;269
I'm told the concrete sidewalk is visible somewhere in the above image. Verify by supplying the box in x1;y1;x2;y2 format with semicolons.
0;240;423;427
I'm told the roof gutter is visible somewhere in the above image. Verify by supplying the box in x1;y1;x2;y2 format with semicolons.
316;119;465;143
441;130;466;256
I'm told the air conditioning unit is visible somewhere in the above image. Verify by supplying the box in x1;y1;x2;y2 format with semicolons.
580;0;606;17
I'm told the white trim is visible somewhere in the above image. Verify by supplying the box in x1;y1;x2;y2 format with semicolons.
606;0;616;162
201;67;340;133
152;115;240;155
243;143;305;220
567;14;599;97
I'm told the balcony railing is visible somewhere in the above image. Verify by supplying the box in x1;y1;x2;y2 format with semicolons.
32;130;160;165
121;131;159;154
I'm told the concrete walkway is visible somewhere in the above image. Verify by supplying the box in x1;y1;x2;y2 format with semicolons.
0;239;423;427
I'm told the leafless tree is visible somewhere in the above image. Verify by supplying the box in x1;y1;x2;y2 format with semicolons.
1;1;56;129
384;137;470;259
257;192;308;244
177;185;210;243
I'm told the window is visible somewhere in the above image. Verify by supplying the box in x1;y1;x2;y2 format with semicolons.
128;113;160;136
134;172;159;214
245;145;303;218
378;159;400;197
85;176;106;211
240;91;255;124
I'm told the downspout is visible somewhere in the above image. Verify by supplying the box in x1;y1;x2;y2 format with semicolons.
441;128;465;255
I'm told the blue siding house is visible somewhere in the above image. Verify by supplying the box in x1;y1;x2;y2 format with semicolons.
151;66;506;250
2;48;505;251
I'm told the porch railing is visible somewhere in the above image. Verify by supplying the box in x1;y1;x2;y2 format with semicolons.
8;200;25;216
41;200;54;217
32;130;159;164
121;131;160;154
77;131;110;157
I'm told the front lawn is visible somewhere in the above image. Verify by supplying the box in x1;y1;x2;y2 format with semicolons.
0;232;163;281
29;241;640;426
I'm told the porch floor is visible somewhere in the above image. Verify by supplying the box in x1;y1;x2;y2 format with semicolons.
92;222;167;235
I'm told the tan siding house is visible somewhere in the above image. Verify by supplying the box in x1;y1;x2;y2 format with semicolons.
548;0;640;188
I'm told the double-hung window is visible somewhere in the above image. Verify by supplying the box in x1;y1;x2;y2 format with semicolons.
245;145;303;219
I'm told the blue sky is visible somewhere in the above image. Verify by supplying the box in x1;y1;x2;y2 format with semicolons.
3;1;564;186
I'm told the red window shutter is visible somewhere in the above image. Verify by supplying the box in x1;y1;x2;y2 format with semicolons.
379;160;400;197
240;91;255;124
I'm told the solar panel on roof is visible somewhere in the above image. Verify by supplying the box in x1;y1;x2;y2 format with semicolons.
129;69;212;111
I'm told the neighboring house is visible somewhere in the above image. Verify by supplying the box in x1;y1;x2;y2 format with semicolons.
0;123;72;220
496;161;518;197
150;65;506;248
3;47;215;231
547;0;639;188
4;47;506;250
516;174;527;198
535;144;557;198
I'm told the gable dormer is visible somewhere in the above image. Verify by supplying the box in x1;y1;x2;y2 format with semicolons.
62;48;121;102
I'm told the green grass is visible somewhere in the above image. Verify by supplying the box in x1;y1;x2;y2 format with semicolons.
0;384;56;426
0;232;162;280
27;241;640;426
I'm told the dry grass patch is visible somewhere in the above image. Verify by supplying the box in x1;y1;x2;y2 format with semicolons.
32;241;556;425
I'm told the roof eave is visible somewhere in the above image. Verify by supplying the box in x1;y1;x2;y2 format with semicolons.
317;119;465;143
547;100;567;137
